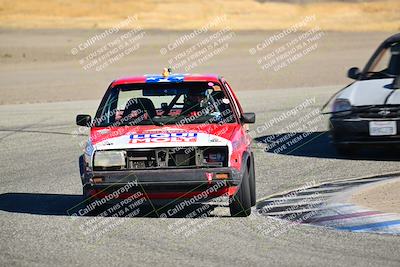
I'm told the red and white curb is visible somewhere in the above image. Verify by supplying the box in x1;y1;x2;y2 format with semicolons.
256;173;400;235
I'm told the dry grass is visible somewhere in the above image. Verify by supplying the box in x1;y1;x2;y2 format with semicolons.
0;0;399;31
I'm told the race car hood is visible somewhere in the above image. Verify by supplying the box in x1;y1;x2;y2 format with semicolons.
337;78;400;106
90;123;241;150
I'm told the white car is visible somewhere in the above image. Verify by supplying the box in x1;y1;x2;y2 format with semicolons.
328;33;400;154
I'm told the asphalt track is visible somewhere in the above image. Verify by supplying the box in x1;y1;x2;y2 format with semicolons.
1;86;400;266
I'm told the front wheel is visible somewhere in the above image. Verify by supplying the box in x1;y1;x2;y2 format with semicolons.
249;155;256;207
81;186;106;216
229;168;251;217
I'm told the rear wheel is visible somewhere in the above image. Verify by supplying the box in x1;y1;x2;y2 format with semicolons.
229;167;251;217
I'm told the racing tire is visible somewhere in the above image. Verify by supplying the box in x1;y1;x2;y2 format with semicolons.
249;155;256;207
82;185;91;200
229;167;252;217
81;186;106;216
79;155;85;177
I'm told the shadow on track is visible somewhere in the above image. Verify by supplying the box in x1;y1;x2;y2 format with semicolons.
0;192;218;218
254;131;400;161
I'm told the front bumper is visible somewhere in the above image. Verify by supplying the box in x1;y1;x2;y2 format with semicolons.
83;167;241;200
330;117;400;144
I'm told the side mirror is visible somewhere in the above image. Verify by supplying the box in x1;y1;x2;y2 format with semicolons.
241;112;255;124
76;114;92;127
347;67;361;80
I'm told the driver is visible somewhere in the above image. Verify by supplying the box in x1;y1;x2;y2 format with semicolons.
181;91;207;116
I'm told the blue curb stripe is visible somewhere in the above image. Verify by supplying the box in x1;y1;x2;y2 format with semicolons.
336;220;400;231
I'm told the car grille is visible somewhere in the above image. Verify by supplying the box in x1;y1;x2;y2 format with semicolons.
94;146;228;171
356;106;400;119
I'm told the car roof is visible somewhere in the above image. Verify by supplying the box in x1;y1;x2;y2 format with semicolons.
111;74;222;87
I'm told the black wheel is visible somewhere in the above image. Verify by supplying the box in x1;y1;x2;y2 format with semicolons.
79;154;85;178
249;155;256;207
335;143;357;155
229;167;252;217
82;185;91;200
81;186;106;216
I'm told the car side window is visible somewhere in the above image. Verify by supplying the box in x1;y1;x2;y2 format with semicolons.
370;49;391;73
223;81;241;119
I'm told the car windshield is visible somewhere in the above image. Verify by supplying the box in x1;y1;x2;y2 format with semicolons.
94;81;237;127
362;42;400;80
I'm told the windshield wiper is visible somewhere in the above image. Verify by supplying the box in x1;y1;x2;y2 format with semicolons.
152;120;164;126
151;117;166;126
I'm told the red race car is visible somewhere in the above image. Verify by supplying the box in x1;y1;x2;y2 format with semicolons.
76;69;256;217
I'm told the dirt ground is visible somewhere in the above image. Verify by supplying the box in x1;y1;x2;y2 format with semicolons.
0;0;399;105
351;178;400;214
0;0;399;31
0;29;395;104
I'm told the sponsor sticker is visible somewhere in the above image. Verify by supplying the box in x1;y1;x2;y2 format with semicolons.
129;132;198;143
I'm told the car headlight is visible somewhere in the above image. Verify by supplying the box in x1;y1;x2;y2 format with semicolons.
94;150;126;167
332;98;352;115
